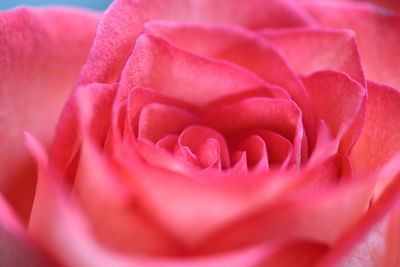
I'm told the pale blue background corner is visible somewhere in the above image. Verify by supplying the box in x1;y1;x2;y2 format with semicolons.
0;0;113;10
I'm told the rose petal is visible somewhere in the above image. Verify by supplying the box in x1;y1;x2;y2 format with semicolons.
142;21;314;136
261;28;366;87
197;173;374;253
50;83;117;191
202;97;303;166
138;103;198;143
127;87;195;137
300;1;400;90
350;81;400;173
302;70;366;155
228;130;293;169
231;135;269;172
0;7;100;222
0;192;55;266
259;241;328;267
316;157;400;267
72;140;184;256
79;0;314;85
178;126;230;169
117;34;288;105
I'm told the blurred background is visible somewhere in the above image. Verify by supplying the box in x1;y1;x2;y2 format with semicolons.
0;0;113;10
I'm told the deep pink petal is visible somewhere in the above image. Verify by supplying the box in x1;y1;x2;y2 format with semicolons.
300;1;400;90
0;7;100;222
351;81;400;173
261;28;366;87
302;70;366;155
117;34;288;105
79;0;314;85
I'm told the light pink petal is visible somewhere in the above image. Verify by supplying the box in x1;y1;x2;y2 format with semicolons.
261;28;366;87
300;1;400;90
79;0;314;85
117;34;288;105
350;81;400;173
0;7;100;222
143;21;314;136
302;70;366;155
202;97;304;166
138;103;197;143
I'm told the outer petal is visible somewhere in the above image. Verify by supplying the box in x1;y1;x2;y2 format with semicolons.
300;1;400;90
0;7;100;221
0;193;55;266
79;0;315;85
291;0;400;14
117;34;288;105
28;132;325;267
350;81;400;173
261;28;365;88
316;158;400;267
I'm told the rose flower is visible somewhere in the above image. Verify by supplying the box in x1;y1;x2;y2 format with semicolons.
1;0;400;266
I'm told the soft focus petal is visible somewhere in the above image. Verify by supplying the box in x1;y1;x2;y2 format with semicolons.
0;193;55;266
351;81;400;173
197;172;374;254
0;7;100;222
50;83;117;188
316;157;400;267
300;1;400;90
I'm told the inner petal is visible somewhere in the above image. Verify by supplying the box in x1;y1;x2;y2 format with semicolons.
196;138;221;170
202;97;303;166
178;126;230;169
232;135;269;172
127;86;195;136
138;103;197;143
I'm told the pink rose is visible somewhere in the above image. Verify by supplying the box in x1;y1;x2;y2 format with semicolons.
1;0;400;266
